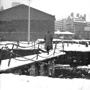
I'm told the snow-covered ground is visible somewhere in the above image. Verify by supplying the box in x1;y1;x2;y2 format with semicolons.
63;43;90;52
0;74;90;90
0;40;90;51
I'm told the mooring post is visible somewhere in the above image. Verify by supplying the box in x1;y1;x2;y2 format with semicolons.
62;40;64;51
8;44;14;67
8;58;11;67
16;41;19;48
53;42;57;55
8;50;13;67
36;43;40;59
34;41;35;49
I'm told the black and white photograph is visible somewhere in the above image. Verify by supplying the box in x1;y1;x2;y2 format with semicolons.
0;0;90;90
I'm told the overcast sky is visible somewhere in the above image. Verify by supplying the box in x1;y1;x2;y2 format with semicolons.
1;0;90;21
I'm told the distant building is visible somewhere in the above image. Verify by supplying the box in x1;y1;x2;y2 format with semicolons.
66;15;87;39
55;13;89;39
84;22;90;39
55;19;66;31
0;4;55;41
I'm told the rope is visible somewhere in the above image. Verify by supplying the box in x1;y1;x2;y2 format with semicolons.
5;46;56;61
36;42;61;59
14;55;37;62
0;43;7;45
1;41;61;62
5;42;39;49
13;53;36;62
38;47;59;59
4;47;37;62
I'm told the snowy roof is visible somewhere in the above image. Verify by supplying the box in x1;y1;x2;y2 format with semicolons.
54;31;74;35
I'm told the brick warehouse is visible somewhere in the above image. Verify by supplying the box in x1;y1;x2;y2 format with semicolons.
0;4;55;41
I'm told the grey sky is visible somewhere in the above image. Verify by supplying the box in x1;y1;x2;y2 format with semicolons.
1;0;90;21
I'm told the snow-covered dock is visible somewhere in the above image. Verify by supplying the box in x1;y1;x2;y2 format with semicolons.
0;40;90;74
0;49;64;71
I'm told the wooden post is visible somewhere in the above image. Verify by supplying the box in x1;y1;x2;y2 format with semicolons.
8;58;11;67
34;41;35;49
62;41;64;51
36;43;39;59
53;42;57;55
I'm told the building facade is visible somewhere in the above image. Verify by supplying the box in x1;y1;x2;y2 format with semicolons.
55;13;90;39
66;15;87;39
55;19;66;31
0;4;55;41
84;22;90;39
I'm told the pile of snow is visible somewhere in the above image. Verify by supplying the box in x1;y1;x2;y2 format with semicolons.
0;74;90;90
64;43;90;51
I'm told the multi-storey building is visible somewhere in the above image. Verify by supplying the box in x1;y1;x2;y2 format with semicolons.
55;19;66;31
55;13;90;39
66;14;87;39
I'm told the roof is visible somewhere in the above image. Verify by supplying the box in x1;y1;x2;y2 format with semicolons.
54;31;74;35
0;4;55;21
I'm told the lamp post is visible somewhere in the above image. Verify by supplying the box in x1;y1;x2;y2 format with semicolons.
28;0;30;43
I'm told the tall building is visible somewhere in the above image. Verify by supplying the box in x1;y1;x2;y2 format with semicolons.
55;13;89;39
55;19;66;31
66;13;87;39
84;22;90;39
